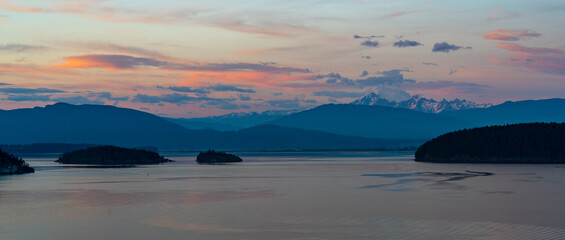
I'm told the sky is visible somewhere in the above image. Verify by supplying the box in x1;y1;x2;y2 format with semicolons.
0;0;564;117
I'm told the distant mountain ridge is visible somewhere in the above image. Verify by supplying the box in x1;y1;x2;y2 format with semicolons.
0;103;192;149
0;103;412;151
166;109;300;130
440;98;565;126
351;87;492;113
268;104;474;139
1;99;563;152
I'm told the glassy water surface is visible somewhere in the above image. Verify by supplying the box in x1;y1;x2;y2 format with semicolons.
2;151;565;239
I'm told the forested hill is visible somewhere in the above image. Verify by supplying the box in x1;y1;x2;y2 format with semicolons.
415;123;565;163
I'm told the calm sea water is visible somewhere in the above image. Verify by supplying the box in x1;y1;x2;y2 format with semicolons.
1;151;565;240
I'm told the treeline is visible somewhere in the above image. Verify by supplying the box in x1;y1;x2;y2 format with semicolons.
415;123;565;163
56;145;170;165
0;148;34;174
0;143;158;155
196;150;242;164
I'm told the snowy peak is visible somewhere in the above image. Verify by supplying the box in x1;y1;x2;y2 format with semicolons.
352;86;411;105
352;89;492;113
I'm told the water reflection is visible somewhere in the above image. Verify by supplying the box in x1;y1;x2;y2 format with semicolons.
2;152;565;240
361;170;494;190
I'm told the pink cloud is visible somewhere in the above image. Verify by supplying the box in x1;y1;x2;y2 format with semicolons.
495;43;565;75
383;10;420;18
483;29;541;41
497;43;564;55
0;0;46;13
0;1;314;37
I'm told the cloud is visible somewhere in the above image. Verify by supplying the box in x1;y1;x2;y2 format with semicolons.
495;42;565;75
266;98;316;109
312;91;364;98
0;1;316;37
4;94;52;102
158;84;256;94
217;103;250;110
239;94;252;101
91;92;129;102
0;43;47;52
52;54;167;70
66;42;173;60
432;42;472;53
132;93;229;105
360;70;368;77
317;69;491;95
319;73;355;86
404;81;491;94
497;42;563;55
483;29;541;41
355;69;415;88
383;10;420;18
0;82;12;85
0;87;65;94
0;1;46;13
486;9;521;23
354;35;384;39
361;40;379;48
319;70;416;89
207;84;255;93
51;96;104;105
52;54;311;74
157;86;210;94
422;62;437;66
0;63;78;77
393;40;422;48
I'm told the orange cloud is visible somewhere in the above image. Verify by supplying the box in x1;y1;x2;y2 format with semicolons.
0;63;77;77
50;54;166;70
483;29;541;41
0;0;46;13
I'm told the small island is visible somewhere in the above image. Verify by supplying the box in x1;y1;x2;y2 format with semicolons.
56;145;171;165
196;150;243;164
1;148;34;175
415;123;565;163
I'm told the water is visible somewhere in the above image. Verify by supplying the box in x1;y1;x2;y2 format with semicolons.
2;151;565;239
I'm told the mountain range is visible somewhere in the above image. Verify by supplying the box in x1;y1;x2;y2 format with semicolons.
165;109;300;131
0;98;564;152
351;86;492;113
268;104;474;139
0;103;412;151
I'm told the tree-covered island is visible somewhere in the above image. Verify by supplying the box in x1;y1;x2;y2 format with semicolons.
196;150;243;164
0;148;34;175
415;123;565;163
56;145;171;165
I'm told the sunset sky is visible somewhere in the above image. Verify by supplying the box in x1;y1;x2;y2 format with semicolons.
1;0;564;117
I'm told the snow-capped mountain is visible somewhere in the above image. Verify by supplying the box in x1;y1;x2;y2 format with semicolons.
351;88;492;113
352;86;411;105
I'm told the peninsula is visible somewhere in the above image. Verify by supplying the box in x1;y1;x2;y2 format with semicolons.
0;149;35;175
415;123;565;163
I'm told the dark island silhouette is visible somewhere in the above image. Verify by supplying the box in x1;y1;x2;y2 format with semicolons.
196;150;242;164
56;145;171;165
0;148;34;175
415;123;565;163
